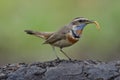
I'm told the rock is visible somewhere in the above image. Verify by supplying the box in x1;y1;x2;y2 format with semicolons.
0;59;120;80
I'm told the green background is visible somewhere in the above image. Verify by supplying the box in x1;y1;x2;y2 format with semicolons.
0;0;120;65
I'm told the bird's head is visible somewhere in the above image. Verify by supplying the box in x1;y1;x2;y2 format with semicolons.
72;17;100;31
70;17;100;38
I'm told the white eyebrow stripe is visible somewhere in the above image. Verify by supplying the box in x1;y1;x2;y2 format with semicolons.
73;18;88;21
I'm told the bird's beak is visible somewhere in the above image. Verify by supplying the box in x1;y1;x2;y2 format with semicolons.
88;20;100;30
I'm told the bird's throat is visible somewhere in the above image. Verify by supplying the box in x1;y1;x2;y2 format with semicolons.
75;24;86;30
71;30;80;38
71;29;83;38
72;24;86;38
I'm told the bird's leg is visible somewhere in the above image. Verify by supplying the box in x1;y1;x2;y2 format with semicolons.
60;48;72;60
52;46;60;60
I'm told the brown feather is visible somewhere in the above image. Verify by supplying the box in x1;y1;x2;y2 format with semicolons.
67;34;78;44
24;30;53;39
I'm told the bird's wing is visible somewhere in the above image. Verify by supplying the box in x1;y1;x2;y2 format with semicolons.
43;25;72;44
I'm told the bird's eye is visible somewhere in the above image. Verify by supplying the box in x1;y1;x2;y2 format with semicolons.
79;20;84;22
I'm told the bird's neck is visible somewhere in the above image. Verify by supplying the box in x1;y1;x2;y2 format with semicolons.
71;24;87;38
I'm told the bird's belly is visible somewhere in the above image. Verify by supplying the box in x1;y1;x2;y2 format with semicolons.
52;39;73;48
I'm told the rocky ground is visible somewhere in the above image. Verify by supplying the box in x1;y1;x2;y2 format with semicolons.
0;59;120;80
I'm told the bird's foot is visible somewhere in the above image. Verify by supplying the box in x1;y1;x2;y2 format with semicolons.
68;58;72;61
55;57;61;62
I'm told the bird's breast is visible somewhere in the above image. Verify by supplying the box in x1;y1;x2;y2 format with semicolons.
67;33;79;44
76;30;83;35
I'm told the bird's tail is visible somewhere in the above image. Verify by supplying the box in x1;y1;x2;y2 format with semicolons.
24;30;53;39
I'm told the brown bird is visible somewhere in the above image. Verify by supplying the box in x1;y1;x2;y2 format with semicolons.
24;17;100;60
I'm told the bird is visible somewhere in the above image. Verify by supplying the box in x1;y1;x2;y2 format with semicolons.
24;17;100;60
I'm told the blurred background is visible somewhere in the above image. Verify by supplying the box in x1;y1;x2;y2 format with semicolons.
0;0;120;65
